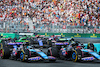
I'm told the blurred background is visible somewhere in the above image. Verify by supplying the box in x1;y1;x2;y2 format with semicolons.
0;0;100;33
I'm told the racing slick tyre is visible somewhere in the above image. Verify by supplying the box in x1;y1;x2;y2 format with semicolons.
20;51;25;62
0;47;10;59
47;50;51;56
20;50;30;62
59;50;66;60
72;49;82;62
47;47;59;57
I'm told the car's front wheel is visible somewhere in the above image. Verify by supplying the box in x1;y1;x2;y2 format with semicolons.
72;49;82;62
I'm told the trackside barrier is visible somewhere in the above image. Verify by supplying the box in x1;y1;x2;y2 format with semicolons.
1;33;100;39
0;33;19;39
37;33;100;38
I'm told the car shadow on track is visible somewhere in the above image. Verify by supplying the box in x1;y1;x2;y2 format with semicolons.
23;60;64;64
59;59;100;64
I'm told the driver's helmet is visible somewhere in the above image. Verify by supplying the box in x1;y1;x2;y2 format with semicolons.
71;41;76;46
88;42;93;47
71;41;75;44
71;38;74;41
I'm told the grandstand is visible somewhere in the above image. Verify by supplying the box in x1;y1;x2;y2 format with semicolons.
0;0;100;33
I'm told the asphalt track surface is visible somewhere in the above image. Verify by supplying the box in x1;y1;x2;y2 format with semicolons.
1;48;100;67
74;38;100;43
0;38;100;67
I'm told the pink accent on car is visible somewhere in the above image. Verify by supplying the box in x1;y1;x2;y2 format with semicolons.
0;50;2;57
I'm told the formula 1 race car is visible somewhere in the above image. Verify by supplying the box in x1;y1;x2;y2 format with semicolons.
0;38;21;59
10;43;56;62
15;37;30;44
29;37;49;48
60;41;100;62
71;43;100;62
47;38;69;57
47;38;100;62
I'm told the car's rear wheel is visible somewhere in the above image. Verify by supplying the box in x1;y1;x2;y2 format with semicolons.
0;49;4;59
0;47;10;59
47;50;51;56
47;47;59;57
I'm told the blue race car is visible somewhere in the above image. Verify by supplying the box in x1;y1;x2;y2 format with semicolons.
10;43;56;62
71;46;100;62
0;38;21;59
29;37;49;48
60;41;100;62
47;38;100;62
47;38;69;58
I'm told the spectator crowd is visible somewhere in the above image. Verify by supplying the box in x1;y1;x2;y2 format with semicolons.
0;0;100;33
